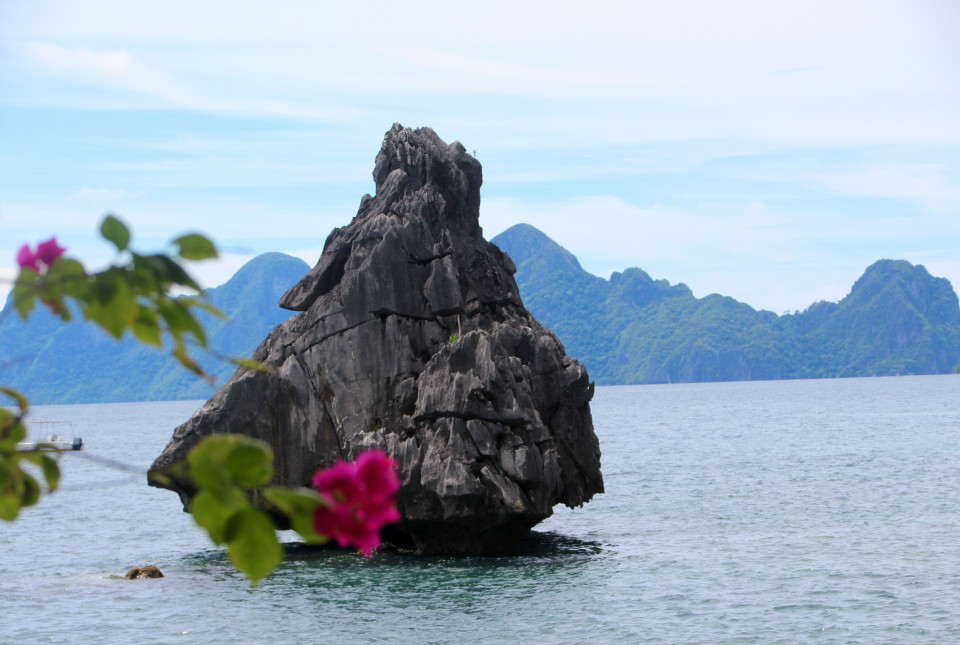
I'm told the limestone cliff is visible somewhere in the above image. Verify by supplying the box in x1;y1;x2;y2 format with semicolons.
149;125;604;554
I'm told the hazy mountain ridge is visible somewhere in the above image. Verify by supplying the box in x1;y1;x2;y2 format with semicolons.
492;224;960;384
3;229;957;403
0;252;309;404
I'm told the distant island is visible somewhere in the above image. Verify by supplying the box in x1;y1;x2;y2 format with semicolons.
2;226;958;404
491;223;960;384
0;252;308;404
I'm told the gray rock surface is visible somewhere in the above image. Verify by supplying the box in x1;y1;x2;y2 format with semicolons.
149;124;603;554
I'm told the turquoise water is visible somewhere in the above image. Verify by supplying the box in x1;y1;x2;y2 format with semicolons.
2;375;957;644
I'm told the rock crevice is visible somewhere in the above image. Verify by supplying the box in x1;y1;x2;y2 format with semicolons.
150;124;603;554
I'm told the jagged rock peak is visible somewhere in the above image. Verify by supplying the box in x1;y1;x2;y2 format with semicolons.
279;124;484;312
372;124;482;231
150;124;603;555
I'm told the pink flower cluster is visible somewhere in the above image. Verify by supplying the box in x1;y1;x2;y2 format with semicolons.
17;237;66;273
311;450;401;557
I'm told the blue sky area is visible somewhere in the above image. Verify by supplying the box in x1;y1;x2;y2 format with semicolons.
2;0;958;313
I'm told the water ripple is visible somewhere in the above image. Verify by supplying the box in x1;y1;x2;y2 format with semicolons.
3;379;959;643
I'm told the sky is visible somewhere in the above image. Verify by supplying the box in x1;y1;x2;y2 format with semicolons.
1;0;958;314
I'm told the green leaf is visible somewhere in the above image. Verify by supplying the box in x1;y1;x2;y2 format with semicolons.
263;486;324;516
100;215;131;251
1;420;26;445
132;307;163;347
86;273;136;339
264;486;329;545
0;387;29;413
225;507;282;585
158;300;207;346
21;453;61;493
48;258;87;282
291;512;330;545
41;294;71;321
48;259;90;314
40;454;60;492
224;442;274;488
0;494;21;521
172;346;206;379
12;273;36;319
131;254;169;288
167;299;210;343
0;458;12;488
187;435;274;491
19;473;40;508
190;488;248;545
154;255;201;291
173;234;218;261
186;298;227;320
148;470;173;487
187;436;234;492
231;358;274;373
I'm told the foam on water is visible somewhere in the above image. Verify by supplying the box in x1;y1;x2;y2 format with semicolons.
2;376;957;643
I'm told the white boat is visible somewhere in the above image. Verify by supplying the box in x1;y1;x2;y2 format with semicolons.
16;434;84;451
16;422;83;451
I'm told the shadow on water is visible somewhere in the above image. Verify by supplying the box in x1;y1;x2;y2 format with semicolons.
291;528;605;560
177;530;610;599
498;529;607;557
182;529;605;567
171;531;615;642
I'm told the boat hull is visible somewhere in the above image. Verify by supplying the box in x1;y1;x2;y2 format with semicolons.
15;437;83;451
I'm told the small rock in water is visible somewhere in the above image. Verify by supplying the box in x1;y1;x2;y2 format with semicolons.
124;565;164;579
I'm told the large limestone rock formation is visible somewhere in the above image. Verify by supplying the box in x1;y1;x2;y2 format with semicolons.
149;124;603;554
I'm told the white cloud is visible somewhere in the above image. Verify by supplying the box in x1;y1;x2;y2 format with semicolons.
713;152;960;224
13;41;187;106
285;246;324;269
796;162;960;216
482;195;800;271
0;265;15;304
0;196;348;270
20;41;135;77
188;252;259;292
95;156;369;189
6;40;356;120
68;188;129;202
2;0;959;316
481;194;960;313
4;0;958;147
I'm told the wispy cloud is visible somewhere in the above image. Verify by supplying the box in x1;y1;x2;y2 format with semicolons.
68;188;131;202
13;41;187;105
5;40;357;121
481;191;960;313
794;162;960;215
2;0;958;314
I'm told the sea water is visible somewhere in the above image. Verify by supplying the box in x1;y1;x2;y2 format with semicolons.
1;375;957;644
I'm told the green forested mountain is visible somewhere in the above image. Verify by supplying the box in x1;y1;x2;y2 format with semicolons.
492;224;960;384
0;252;309;404
4;230;957;402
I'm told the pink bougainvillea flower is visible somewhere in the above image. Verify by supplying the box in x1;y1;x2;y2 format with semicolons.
311;450;401;557
35;237;66;267
16;244;41;272
16;237;66;273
